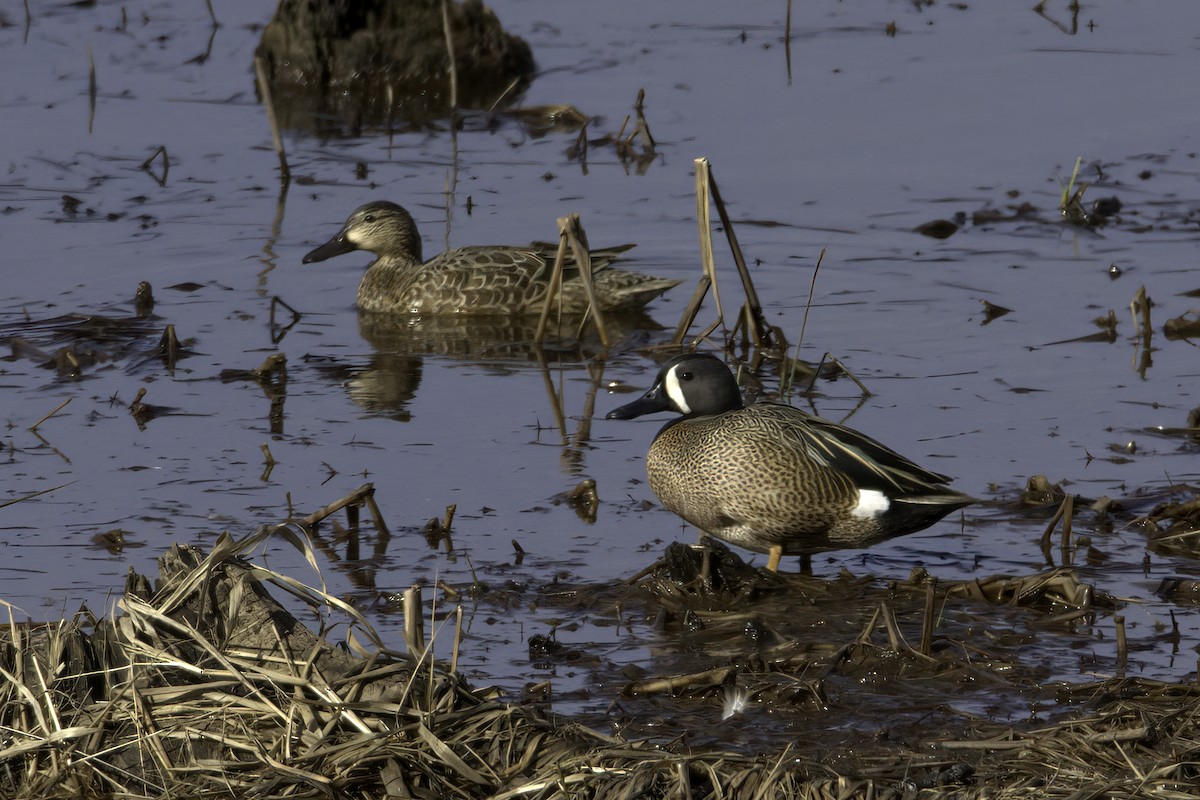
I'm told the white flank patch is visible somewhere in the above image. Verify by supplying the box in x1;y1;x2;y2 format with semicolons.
664;366;691;414
851;489;890;519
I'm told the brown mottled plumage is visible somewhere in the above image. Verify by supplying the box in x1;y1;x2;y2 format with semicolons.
303;201;680;315
607;353;973;571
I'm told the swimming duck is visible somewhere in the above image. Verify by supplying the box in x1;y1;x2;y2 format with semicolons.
607;353;973;571
303;201;680;315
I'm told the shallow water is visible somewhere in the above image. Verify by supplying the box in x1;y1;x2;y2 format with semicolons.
2;0;1200;745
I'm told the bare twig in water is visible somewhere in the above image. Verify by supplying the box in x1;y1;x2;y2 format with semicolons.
781;248;825;396
441;0;458;109
140;146;169;186
795;248;825;355
268;295;302;343
568;120;589;174
29;397;71;432
631;89;655;149
1039;493;1075;566
784;0;794;84
801;353;872;398
0;482;74;510
260;443;276;481
87;45;96;134
254;55;289;183
488;76;523;113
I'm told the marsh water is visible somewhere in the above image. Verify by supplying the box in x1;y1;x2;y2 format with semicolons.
3;0;1200;751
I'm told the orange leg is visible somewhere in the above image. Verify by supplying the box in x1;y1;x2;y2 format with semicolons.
766;545;782;572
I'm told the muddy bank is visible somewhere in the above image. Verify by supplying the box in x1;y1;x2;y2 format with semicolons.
3;487;1199;798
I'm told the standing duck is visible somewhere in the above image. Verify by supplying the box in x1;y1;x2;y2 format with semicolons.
303;201;680;315
607;353;972;571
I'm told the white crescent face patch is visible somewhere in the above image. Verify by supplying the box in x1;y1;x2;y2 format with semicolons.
664;365;691;414
851;488;890;519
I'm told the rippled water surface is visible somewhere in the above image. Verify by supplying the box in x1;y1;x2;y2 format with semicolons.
3;0;1199;742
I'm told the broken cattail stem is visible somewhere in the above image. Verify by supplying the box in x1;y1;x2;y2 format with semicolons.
440;0;458;109
1039;495;1070;558
562;214;609;349
672;276;713;347
403;585;426;658
705;162;771;349
534;232;570;346
784;0;794;84
1060;493;1074;561
855;605;882;645
880;602;904;652
129;387;149;421
919;577;938;657
87;45;96;134
569;120;589;167
676;762;691;800
1114;614;1127;676
632;88;655;150
363;493;391;539
301;483;376;528
159;324;179;369
673;157;721;345
450;605;464;674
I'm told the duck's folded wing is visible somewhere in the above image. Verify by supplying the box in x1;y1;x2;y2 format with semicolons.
764;404;955;493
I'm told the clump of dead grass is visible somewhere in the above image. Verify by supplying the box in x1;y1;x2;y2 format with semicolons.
2;491;1200;799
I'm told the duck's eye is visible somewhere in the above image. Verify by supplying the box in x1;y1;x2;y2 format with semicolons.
679;370;694;381
363;214;376;223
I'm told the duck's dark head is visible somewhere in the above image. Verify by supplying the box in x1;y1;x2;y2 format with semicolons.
606;352;744;420
302;201;423;265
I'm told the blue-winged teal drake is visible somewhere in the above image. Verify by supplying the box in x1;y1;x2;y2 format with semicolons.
303;201;680;315
607;353;973;571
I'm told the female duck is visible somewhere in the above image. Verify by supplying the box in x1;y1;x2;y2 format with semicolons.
303;201;679;315
607;353;972;571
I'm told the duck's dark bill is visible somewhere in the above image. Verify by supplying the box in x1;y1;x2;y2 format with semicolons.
606;385;669;420
303;235;359;264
